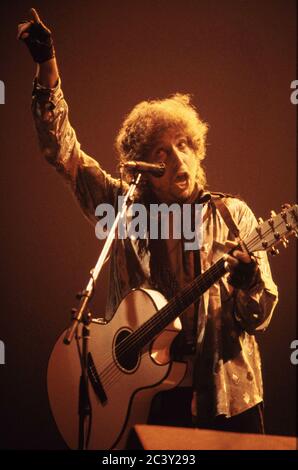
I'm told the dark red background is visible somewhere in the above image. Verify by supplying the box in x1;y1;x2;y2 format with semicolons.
0;0;296;449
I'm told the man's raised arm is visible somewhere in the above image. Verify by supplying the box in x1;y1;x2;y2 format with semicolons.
18;8;121;224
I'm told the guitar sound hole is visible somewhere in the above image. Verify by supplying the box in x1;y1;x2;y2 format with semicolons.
115;329;140;372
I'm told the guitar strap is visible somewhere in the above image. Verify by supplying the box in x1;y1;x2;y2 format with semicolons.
211;192;241;239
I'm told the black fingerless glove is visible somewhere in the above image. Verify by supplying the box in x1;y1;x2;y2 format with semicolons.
228;259;259;290
22;21;55;63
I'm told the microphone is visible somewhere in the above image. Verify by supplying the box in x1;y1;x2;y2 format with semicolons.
121;161;166;177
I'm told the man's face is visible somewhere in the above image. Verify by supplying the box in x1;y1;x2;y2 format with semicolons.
146;128;199;204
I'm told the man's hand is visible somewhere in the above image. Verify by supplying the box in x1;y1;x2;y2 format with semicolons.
17;8;55;64
225;240;258;290
225;240;251;267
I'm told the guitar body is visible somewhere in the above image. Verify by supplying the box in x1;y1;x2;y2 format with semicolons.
47;288;187;450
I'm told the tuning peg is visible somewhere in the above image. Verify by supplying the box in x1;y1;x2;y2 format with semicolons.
269;247;280;256
281;203;291;210
258;217;264;224
268;215;275;228
281;237;289;248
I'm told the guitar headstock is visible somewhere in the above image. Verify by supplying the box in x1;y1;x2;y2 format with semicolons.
245;204;298;254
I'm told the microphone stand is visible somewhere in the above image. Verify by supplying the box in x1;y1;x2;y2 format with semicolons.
63;172;143;450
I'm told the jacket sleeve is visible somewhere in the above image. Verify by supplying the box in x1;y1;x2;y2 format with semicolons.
31;78;123;224
229;199;279;333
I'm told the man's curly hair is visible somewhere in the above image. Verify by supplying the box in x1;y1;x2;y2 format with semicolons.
115;93;209;189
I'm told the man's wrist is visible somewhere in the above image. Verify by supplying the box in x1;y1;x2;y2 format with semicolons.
36;57;59;89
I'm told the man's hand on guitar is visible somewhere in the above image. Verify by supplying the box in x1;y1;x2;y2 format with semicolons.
225;240;259;290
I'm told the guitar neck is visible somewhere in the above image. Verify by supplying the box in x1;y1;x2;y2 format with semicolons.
127;256;227;354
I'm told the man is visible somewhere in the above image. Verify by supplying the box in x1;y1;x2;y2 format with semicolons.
18;9;278;435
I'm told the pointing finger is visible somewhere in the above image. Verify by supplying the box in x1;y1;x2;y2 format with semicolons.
30;7;41;23
30;7;50;32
